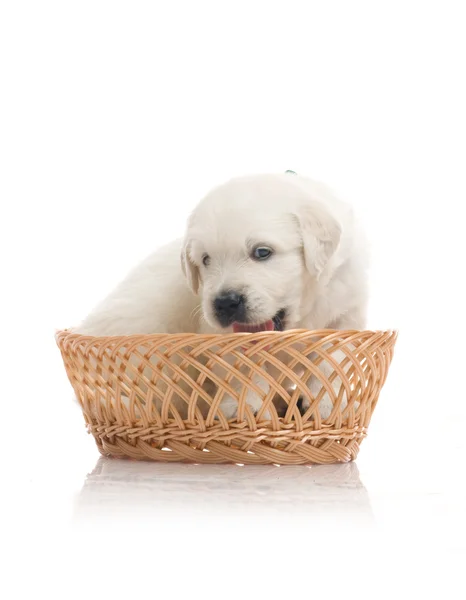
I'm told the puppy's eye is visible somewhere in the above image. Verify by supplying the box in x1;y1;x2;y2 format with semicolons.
202;254;210;267
252;247;273;261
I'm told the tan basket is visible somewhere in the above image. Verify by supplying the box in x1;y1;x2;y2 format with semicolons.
56;329;397;465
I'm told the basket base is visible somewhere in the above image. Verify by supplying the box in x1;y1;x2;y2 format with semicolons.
93;434;362;465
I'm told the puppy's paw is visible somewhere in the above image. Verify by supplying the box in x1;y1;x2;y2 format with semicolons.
218;398;239;420
217;397;272;421
297;394;333;420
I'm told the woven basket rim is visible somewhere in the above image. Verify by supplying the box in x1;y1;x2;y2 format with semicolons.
56;328;398;343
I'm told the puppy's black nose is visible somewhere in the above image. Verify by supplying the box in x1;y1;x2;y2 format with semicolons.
214;292;245;326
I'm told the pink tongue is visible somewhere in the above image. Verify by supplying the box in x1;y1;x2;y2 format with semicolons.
233;320;274;333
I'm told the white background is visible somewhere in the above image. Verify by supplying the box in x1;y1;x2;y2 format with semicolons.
1;1;465;598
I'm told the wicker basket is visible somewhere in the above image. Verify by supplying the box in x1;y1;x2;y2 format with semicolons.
56;329;397;465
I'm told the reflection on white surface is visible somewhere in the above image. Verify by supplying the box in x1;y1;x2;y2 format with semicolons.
74;457;373;521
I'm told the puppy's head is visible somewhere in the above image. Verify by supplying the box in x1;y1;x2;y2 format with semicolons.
181;174;342;331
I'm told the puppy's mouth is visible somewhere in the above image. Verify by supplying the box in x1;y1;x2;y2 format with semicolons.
232;309;286;333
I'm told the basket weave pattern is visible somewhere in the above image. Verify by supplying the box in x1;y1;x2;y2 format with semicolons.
57;329;397;465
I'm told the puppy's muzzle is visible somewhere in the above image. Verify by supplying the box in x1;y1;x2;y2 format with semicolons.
214;291;246;327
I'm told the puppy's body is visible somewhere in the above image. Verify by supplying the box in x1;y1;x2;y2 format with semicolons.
78;174;368;336
76;173;369;419
76;239;200;336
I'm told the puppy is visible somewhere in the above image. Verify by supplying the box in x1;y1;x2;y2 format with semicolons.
76;173;368;419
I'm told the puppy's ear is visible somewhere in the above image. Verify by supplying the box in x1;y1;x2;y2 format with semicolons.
296;203;342;279
181;239;200;294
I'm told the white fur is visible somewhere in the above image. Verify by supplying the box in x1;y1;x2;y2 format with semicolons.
76;173;369;419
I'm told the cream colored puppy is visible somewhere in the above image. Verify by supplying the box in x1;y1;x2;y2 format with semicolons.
77;173;368;419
